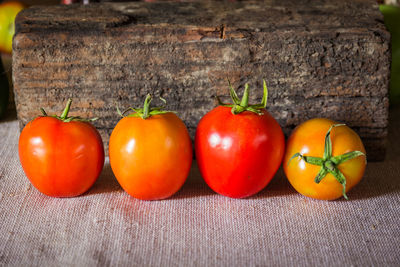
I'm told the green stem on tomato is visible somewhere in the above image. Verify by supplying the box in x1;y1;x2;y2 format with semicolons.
239;84;250;107
142;94;152;119
117;94;175;119
40;98;98;123
218;79;269;115
288;124;366;200
60;98;72;120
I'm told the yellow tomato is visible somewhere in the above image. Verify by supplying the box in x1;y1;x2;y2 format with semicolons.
283;118;366;200
0;1;25;54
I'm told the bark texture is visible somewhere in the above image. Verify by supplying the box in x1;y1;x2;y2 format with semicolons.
13;0;390;160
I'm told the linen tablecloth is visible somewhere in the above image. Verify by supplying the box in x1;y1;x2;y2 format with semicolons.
1;107;399;266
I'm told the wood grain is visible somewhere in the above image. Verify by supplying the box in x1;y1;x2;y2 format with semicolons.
12;0;390;160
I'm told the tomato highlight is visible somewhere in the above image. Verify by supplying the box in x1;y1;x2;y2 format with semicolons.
195;80;285;198
19;99;105;197
109;94;193;200
284;119;367;200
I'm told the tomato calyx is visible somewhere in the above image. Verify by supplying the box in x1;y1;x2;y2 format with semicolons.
116;94;175;120
40;98;98;122
288;124;366;200
217;80;268;115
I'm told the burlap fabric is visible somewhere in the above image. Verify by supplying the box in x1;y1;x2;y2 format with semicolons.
1;107;399;266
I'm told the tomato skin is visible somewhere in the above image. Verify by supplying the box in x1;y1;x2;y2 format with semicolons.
109;113;192;200
19;117;105;197
195;106;285;198
283;118;366;200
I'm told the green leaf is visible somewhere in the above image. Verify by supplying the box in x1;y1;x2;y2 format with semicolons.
261;79;268;108
149;110;175;116
121;94;176;119
228;80;240;104
142;94;153;119
250;80;268;109
159;97;167;105
116;104;124;117
323;124;345;159
314;167;328;183
331;151;366;165
218;80;271;115
287;153;303;165
40;99;97;122
287;153;323;166
326;166;348;200
247;107;263;115
303;155;324;166
240;83;250;107
40;108;47;116
60;98;72;120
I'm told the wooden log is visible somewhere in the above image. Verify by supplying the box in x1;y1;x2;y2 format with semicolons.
12;0;390;160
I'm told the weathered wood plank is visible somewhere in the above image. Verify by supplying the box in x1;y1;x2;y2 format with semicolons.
12;0;390;160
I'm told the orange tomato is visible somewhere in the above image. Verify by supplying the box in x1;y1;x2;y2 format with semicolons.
109;95;192;200
283;118;366;200
19;100;104;197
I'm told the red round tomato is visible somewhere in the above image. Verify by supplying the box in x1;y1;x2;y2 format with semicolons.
109;95;192;200
19;99;105;197
283;118;366;200
195;81;285;198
